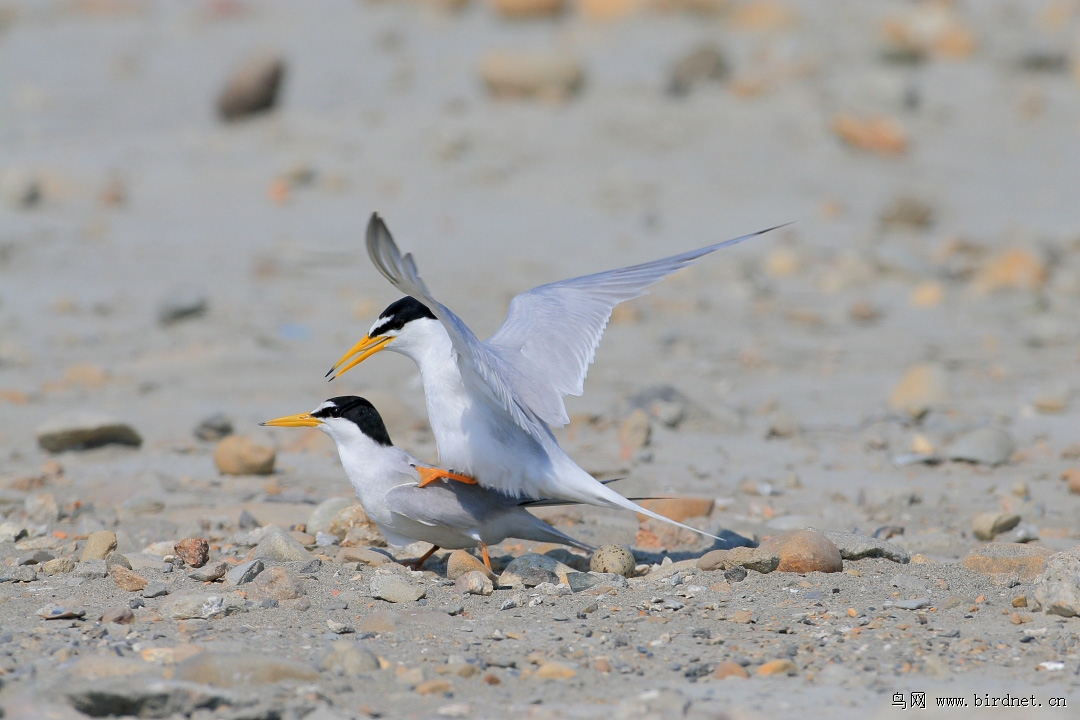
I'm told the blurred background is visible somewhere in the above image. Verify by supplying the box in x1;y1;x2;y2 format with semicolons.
1;0;1079;498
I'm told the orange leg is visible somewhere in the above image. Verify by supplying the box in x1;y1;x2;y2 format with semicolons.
405;545;439;571
479;542;492;571
415;466;478;488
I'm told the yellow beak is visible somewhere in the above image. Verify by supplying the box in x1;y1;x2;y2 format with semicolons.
326;334;393;381
260;412;321;428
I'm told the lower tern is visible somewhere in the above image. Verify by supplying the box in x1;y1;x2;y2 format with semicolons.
261;396;593;569
328;214;780;540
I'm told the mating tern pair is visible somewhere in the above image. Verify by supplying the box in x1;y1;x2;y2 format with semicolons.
266;215;776;565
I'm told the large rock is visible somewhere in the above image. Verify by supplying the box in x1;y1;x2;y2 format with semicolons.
36;413;141;453
961;544;1051;581
1035;547;1080;617
216;55;285;121
759;530;842;573
213;436;275;475
252;525;312;563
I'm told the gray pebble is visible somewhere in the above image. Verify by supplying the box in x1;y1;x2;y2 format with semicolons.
253;526;312;563
822;530;910;563
1;566;37;583
194;413;233;442
370;575;424;603
158;289;208;326
15;550;54;566
142;581;169;598
723;566;747;583
75;560;107;579
225;560;264;586
188;561;228;582
947;427;1014;466
37;603;85;620
891;597;930;610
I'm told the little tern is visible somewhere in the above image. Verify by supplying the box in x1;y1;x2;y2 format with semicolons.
328;214;779;539
261;395;593;569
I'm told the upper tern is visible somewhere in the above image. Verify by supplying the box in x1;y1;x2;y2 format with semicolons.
328;214;780;539
262;395;593;569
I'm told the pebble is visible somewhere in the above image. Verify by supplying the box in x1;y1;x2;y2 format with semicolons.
41;556;75;575
253;525;313;562
104;552;132;570
566;572;600;593
216;55;286;121
188;561;228;582
479;51;584;102
586;544;635;578
162;593;237;620
971;512;1021;541
15;549;55;566
110;565;148;592
1;566;37;583
371;575;425;603
947;427;1014;466
499;554;575;586
174;538;210;568
157;289;207;326
246;567;305;602
100;606;134;625
961;544;1051;581
759;530;843;574
308;498;355;536
446;549;492;580
194;413;233;442
319;641;380;675
723;566;748;583
973;248;1047;293
225;559;264;585
238;509;261;529
887;363;948;418
327;619;354;634
76;559;108;579
520;567;559;587
668;44;728;96
697;546;780;574
213;436;275;475
81;530;117;561
174;651;318;687
757;659;797;676
821;531;911;563
36;413;142;453
713;660;749;679
37;603;85;620
535;662;576;680
142;580;169;598
1035;546;1080;617
329;505;378;541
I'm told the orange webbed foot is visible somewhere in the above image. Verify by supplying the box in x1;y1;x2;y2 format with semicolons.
415;467;478;488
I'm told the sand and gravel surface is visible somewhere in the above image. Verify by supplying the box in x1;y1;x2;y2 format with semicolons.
2;0;1080;718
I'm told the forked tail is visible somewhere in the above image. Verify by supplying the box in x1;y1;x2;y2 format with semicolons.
576;477;721;541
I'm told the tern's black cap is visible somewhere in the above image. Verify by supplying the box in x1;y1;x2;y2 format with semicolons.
313;396;393;446
370;297;436;337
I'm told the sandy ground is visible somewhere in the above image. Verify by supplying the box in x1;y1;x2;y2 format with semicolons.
1;0;1080;717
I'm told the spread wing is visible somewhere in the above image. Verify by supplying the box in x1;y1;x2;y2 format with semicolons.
366;213;782;437
483;225;786;426
366;214;552;441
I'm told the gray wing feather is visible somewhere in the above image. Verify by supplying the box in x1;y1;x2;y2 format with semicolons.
485;225;786;426
383;482;517;530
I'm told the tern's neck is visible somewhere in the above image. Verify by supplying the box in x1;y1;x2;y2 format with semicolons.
394;322;462;392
